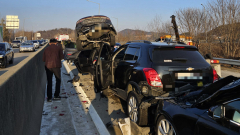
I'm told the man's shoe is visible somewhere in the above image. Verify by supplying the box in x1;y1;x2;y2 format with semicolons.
47;98;52;102
53;96;61;100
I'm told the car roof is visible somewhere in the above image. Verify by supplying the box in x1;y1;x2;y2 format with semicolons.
126;40;197;49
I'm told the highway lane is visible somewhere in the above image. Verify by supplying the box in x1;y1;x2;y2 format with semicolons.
0;46;44;76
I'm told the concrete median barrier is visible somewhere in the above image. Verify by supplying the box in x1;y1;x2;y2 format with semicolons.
0;43;48;135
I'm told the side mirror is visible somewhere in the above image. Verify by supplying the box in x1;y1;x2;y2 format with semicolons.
208;105;223;119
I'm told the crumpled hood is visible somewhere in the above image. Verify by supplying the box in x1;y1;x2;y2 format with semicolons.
194;76;240;109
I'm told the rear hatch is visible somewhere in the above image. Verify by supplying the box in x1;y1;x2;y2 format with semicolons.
150;45;213;94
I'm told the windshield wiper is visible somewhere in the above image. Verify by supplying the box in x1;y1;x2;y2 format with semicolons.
172;58;187;61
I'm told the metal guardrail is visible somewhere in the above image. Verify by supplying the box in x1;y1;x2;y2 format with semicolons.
213;57;240;66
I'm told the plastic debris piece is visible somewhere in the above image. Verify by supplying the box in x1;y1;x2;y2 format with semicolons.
54;106;57;109
82;101;88;104
59;114;64;116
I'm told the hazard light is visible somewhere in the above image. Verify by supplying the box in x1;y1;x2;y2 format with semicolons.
210;60;219;64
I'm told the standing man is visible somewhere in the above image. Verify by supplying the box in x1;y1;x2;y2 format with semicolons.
43;38;64;102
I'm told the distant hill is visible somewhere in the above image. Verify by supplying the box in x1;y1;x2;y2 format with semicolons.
118;29;152;36
36;28;75;40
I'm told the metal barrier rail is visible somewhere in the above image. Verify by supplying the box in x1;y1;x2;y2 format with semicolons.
213;57;240;66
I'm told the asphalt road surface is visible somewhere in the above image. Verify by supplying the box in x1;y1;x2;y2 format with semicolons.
0;46;43;76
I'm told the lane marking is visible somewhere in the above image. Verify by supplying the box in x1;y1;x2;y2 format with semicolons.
62;60;110;135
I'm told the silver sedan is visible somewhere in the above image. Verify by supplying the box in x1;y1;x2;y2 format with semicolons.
19;43;35;53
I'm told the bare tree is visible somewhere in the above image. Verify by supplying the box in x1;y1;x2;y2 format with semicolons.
208;0;240;58
176;8;205;38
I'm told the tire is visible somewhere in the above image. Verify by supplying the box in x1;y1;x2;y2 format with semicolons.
110;34;115;46
94;75;101;93
127;91;143;125
76;39;83;51
33;49;35;52
3;57;7;68
155;115;176;135
19;51;21;53
9;54;14;64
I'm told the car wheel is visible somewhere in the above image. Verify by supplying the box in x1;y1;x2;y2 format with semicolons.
155;115;176;135
94;76;101;93
110;34;115;46
3;57;7;68
19;51;21;53
127;91;143;125
9;54;14;64
33;49;35;52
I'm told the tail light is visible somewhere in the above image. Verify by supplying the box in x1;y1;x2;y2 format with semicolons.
213;69;218;82
143;68;162;87
175;46;185;49
67;53;72;56
210;60;219;64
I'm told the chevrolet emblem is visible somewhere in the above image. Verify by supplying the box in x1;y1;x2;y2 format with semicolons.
186;67;194;71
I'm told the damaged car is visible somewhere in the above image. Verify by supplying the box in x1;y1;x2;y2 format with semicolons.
154;75;240;135
76;40;219;126
75;15;117;51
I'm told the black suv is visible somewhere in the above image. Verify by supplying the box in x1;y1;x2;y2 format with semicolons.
75;40;218;126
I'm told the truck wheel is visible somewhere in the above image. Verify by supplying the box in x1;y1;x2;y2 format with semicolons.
110;34;115;46
127;91;143;125
76;39;83;51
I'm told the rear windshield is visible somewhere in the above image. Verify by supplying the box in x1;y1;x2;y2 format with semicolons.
152;48;206;63
12;41;21;43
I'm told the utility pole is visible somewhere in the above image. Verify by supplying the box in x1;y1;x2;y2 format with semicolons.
87;0;100;15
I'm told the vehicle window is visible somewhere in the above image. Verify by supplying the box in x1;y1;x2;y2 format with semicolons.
151;48;206;63
233;111;240;123
124;47;138;60
12;41;21;43
134;48;140;60
0;43;5;51
225;100;240;124
115;48;127;60
213;106;222;118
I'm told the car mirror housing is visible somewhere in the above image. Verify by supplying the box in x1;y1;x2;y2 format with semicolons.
209;105;223;119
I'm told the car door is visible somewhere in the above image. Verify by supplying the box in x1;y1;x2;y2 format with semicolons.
196;100;240;135
114;46;140;90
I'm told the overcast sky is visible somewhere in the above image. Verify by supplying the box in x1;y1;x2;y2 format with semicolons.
0;0;209;32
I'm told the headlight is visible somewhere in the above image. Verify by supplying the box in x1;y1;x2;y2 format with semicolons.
0;55;3;58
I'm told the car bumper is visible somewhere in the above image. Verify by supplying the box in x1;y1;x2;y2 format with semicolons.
20;48;34;51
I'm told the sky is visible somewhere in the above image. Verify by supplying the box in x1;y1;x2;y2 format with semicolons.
0;0;210;32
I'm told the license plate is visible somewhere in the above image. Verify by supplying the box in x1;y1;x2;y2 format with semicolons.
175;73;202;80
197;81;203;87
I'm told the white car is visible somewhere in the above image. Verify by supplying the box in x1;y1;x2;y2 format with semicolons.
19;42;35;52
31;40;40;49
